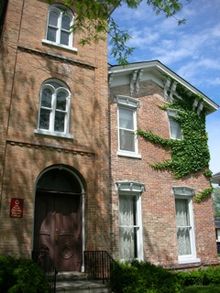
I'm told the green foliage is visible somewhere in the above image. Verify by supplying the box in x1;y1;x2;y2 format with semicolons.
183;286;220;293
203;169;213;178
57;0;187;64
109;18;135;65
137;130;173;148
177;266;220;287
110;261;220;293
138;103;210;179
138;86;211;174
110;260;181;293
194;187;213;203
138;83;213;202
0;255;49;293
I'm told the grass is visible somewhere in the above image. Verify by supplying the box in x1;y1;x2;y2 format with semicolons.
183;285;220;293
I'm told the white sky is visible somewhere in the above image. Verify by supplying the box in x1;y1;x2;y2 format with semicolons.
110;0;220;174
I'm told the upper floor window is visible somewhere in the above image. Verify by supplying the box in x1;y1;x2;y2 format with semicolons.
45;4;74;48
167;109;182;140
36;79;72;138
116;96;140;158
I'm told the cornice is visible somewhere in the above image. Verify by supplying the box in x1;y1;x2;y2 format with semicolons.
7;140;95;158
17;45;96;70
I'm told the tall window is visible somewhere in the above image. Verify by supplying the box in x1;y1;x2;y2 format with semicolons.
167;110;182;140
46;5;73;47
174;187;199;264
37;80;71;137
117;181;144;261
117;96;140;157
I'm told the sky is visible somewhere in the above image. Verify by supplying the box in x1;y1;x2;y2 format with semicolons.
110;0;220;174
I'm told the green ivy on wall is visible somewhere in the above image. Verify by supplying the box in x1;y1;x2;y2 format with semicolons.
137;83;213;202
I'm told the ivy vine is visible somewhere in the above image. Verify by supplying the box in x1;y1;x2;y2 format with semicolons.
194;187;213;203
137;83;213;202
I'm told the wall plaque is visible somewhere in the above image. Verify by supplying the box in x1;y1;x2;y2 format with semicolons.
10;198;24;218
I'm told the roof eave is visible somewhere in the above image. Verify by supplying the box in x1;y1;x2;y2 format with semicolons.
109;60;219;114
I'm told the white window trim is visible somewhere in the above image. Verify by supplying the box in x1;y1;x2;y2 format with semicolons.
34;129;73;139
173;187;200;264
216;229;220;242
116;95;141;158
117;181;144;261
35;80;72;138
42;39;78;52
44;4;75;50
167;109;183;140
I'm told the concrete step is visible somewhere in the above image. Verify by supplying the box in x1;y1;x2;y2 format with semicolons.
56;271;88;281
55;279;111;293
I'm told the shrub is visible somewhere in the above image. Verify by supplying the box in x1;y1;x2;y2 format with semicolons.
0;255;49;293
110;260;181;293
177;266;220;287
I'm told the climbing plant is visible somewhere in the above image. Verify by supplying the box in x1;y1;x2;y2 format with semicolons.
137;83;213;202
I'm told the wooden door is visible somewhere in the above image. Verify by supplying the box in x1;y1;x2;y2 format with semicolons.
34;192;82;271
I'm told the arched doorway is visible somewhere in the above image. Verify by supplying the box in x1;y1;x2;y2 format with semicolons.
33;166;84;272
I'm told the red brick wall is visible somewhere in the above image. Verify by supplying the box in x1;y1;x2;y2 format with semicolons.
0;0;110;257
110;81;218;267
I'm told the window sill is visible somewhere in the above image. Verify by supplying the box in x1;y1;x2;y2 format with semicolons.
34;129;74;139
117;150;142;159
170;136;183;141
42;39;78;53
178;257;201;265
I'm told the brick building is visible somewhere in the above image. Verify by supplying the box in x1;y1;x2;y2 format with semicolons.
0;0;219;273
109;62;219;268
0;0;110;272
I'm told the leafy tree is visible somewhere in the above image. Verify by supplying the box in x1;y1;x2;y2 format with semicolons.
212;187;220;217
56;0;190;64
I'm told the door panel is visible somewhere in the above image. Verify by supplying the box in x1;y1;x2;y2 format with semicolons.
34;192;82;271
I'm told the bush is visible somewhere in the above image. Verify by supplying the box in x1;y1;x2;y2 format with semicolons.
110;260;181;293
0;255;49;293
177;266;220;287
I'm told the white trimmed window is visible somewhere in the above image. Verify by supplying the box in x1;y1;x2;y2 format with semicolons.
117;96;140;158
173;187;200;264
216;229;220;242
117;181;144;261
167;110;182;140
36;80;72;138
44;4;74;48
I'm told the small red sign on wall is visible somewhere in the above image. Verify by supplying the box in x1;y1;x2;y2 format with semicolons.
10;198;24;218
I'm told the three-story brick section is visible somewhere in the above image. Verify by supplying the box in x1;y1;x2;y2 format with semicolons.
0;0;110;270
109;62;219;268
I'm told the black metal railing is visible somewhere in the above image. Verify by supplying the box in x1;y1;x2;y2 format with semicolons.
84;250;116;283
32;249;57;293
217;241;220;254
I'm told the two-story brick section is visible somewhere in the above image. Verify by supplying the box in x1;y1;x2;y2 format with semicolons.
109;62;219;268
0;0;219;272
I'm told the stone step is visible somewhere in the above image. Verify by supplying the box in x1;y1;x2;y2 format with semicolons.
55;279;111;293
56;271;88;281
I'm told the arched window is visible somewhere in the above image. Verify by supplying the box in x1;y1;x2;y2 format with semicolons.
46;4;73;48
36;80;71;137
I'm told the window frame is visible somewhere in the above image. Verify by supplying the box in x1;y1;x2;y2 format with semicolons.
116;96;141;158
117;181;144;262
167;109;183;140
35;79;73;139
42;4;77;52
173;187;200;264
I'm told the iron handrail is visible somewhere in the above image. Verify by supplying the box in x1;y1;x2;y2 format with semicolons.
84;250;116;283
